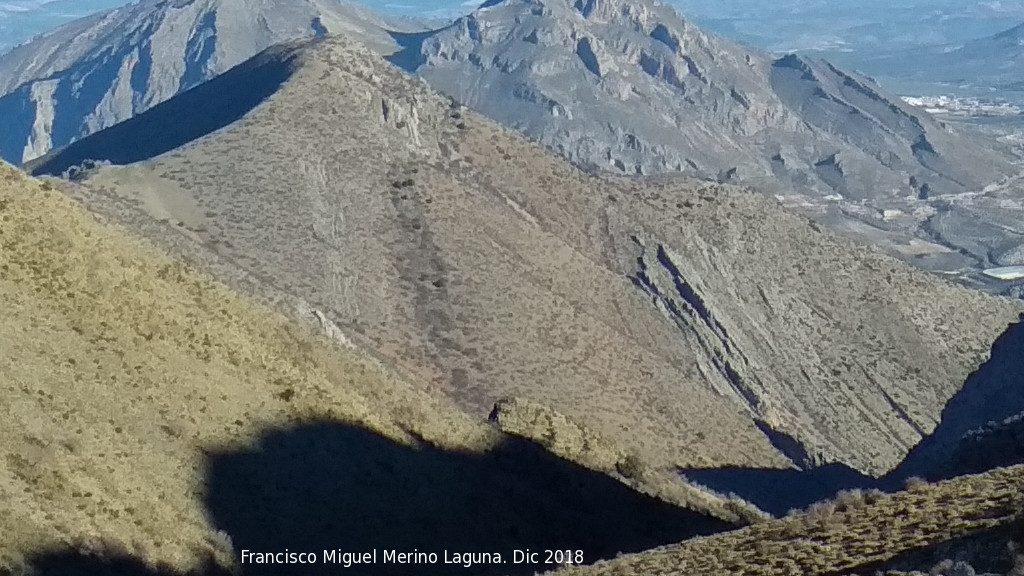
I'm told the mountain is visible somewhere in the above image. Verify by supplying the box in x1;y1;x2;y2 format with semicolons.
391;0;1024;282
4;0;1023;283
1;157;755;573
7;9;1024;574
4;0;1017;199
0;0;420;165
27;31;1024;478
393;0;1016;202
857;22;1024;99
2;145;1022;576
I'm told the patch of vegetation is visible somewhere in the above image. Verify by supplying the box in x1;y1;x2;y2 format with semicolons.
550;464;1024;576
0;162;751;576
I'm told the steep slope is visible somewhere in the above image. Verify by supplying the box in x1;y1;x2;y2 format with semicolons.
0;161;746;575
395;0;1015;201
29;33;1024;476
5;0;1022;284
549;465;1024;576
947;412;1024;478
891;318;1024;481
0;0;415;165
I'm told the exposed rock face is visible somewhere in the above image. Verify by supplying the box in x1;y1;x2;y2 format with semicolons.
395;0;1015;200
5;0;1013;202
0;0;410;164
30;33;1024;476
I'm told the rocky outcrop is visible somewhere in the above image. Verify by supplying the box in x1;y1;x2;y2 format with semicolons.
0;0;410;164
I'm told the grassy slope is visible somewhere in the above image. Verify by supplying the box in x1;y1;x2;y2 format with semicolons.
550;465;1024;575
0;162;752;574
0;161;491;569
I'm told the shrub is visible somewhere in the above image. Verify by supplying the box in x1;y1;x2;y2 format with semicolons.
833;489;867;512
905;476;930;492
722;497;770;525
929;559;955;576
803;500;837;526
927;559;977;576
615;452;644;480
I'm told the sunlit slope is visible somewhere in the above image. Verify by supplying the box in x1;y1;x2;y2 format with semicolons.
0;161;471;568
30;32;1024;476
0;163;741;574
550;465;1024;576
30;37;787;473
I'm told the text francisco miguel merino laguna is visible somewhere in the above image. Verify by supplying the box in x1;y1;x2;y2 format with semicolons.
241;548;584;568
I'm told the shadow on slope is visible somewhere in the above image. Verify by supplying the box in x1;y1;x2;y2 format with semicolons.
10;551;228;576
205;421;730;575
678;463;877;518
890;317;1024;482
681;317;1024;517
16;420;730;576
25;40;307;177
385;30;434;72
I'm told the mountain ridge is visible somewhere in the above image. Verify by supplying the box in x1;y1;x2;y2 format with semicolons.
0;0;416;164
30;31;1024;477
398;0;1015;201
855;20;1024;99
6;0;1024;285
4;9;1024;575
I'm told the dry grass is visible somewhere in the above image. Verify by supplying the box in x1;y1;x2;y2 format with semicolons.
549;464;1024;575
0;161;495;571
0;162;751;575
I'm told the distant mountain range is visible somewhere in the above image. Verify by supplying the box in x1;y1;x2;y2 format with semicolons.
0;0;422;164
393;0;1014;203
671;0;1024;56
2;0;1018;201
855;21;1024;99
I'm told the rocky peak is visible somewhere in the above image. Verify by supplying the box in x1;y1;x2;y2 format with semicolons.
403;0;1013;206
0;0;407;164
572;0;657;29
